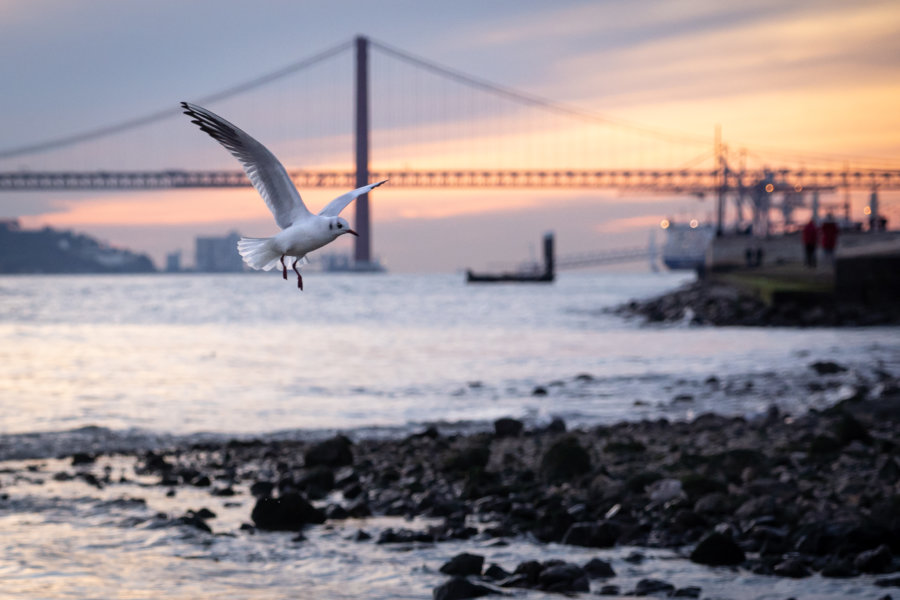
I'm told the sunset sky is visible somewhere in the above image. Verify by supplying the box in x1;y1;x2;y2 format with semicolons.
1;0;898;271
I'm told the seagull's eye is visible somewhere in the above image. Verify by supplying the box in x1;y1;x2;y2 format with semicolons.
337;223;343;229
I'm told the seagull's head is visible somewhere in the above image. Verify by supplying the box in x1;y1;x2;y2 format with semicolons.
328;217;358;238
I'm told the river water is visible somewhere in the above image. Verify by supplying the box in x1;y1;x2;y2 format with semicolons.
0;272;897;598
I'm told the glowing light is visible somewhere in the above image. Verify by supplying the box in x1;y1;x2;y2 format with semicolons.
765;183;775;193
864;206;872;215
689;219;699;228
660;219;670;229
794;184;803;192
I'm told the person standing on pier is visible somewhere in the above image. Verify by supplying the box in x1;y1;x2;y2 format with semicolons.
802;219;818;268
821;213;839;266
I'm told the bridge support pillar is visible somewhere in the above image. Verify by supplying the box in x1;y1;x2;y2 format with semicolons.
354;35;372;266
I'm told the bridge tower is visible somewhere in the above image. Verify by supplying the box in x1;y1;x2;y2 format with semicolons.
354;35;372;267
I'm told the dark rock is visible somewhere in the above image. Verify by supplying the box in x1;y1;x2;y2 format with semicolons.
326;504;349;520
483;563;511;580
298;466;336;495
690;531;746;566
532;386;548;396
250;493;326;531
210;486;236;496
821;557;857;578
673;587;702;598
513;560;543;586
632;578;675;596
432;576;499;600
561;521;619;548
875;576;900;587
773;555;811;578
583;557;616;578
376;528;434;544
494;417;523;438
71;452;95;465
250;480;275;498
304;435;353;468
597;584;620;595
693;492;735;515
439;553;484;576
351;529;371;542
810;361;847;375
809;434;843;454
624;551;645;564
443;441;491;473
176;514;212;533
835;413;873;445
604;439;645;453
855;545;894;574
540;435;591;482
545;417;567;433
192;507;216;520
538;562;589;593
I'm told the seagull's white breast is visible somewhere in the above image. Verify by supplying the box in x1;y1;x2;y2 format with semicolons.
272;216;337;257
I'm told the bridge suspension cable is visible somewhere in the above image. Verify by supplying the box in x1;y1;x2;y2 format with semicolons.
0;40;353;161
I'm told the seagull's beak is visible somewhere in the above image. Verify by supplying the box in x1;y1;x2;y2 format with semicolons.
347;229;359;237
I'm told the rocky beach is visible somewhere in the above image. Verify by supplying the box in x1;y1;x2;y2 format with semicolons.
612;280;900;327
2;361;898;599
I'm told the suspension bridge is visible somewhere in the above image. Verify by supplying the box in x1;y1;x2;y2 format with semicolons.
1;36;898;269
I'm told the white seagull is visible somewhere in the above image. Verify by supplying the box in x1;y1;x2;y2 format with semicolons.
180;102;387;290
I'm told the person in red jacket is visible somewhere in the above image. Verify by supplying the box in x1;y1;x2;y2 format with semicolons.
802;219;818;267
820;213;839;266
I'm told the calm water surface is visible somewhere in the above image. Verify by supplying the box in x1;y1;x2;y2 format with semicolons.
1;272;897;599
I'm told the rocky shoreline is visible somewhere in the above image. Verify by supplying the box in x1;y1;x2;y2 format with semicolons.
612;279;900;327
4;362;898;598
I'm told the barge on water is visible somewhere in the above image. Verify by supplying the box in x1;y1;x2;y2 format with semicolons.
466;233;555;283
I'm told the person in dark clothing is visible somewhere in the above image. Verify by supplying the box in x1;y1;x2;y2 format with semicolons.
820;213;839;266
802;219;818;267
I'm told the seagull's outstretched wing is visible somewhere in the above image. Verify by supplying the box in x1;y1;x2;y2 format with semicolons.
318;179;388;218
181;102;310;229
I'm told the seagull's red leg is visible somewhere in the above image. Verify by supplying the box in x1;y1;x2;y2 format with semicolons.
280;255;287;280
292;259;303;290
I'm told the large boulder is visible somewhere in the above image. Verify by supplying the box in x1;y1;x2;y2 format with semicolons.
250;492;326;531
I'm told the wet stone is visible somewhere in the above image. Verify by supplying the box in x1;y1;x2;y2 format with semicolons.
855;545;894;574
432;576;499;600
690;531;746;566
439;552;484;576
493;417;523;438
538;562;589;593
250;492;326;531
582;557;616;578
632;578;675;596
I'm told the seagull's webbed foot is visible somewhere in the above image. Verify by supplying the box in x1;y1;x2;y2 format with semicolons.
292;258;303;291
280;255;287;280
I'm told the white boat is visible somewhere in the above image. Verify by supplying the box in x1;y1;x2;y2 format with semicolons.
659;218;715;271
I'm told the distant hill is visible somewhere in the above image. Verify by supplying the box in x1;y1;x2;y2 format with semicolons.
0;220;156;274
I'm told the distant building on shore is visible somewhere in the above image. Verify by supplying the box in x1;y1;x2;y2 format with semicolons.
165;250;182;273
195;232;243;272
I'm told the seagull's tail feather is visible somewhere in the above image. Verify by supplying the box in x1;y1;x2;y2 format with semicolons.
237;237;281;271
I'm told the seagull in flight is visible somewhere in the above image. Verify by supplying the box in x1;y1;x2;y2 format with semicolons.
180;102;387;290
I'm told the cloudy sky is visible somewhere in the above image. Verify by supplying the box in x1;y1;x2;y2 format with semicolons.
1;0;898;271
